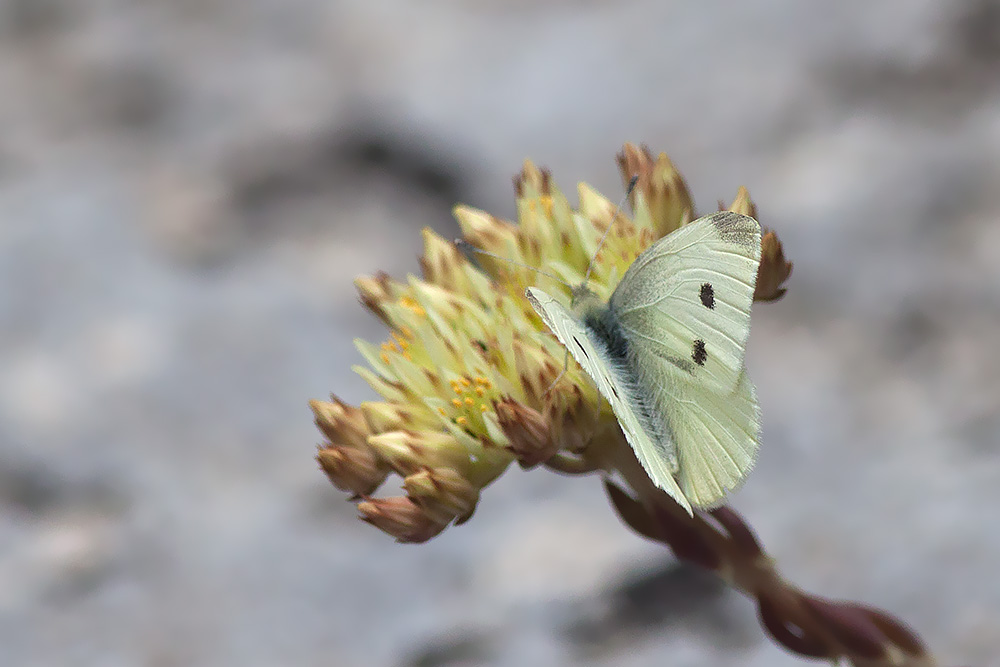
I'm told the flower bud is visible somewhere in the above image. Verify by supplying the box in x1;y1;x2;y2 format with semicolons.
403;467;479;525
357;496;446;543
511;339;560;406
495;397;556;467
361;401;429;433
725;185;758;219
367;430;472;476
546;384;600;455
355;272;397;325
754;229;792;302
420;227;469;291
310;397;369;450
617;143;693;238
316;445;388;496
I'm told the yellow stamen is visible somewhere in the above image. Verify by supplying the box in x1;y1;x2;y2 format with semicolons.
475;387;485;397
460;377;471;387
452;398;463;408
392;333;410;350
464;397;474;406
540;195;553;217
399;296;427;318
456;416;468;425
380;353;390;364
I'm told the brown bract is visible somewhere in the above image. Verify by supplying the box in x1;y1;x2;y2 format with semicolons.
756;229;794;302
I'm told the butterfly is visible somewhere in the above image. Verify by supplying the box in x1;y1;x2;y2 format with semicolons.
525;211;762;515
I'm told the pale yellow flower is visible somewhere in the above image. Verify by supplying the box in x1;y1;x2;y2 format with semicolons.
313;143;791;542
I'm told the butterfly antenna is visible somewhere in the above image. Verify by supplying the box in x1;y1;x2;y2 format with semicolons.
455;239;574;288
581;174;639;287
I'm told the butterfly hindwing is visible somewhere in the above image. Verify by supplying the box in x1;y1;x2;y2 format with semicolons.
609;212;761;394
670;366;760;506
525;287;690;514
632;354;761;507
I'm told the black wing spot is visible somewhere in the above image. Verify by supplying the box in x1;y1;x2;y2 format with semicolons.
572;337;590;360
692;339;707;366
699;283;715;309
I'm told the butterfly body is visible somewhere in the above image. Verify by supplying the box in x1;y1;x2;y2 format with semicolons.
526;211;762;515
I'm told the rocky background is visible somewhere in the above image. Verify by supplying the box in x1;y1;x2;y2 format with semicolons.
1;1;999;665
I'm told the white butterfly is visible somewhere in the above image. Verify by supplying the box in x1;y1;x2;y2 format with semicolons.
526;211;762;515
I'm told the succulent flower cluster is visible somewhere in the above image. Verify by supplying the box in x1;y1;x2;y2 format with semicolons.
312;144;936;666
314;143;790;541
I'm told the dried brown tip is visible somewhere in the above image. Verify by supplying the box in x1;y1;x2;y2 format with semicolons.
494;397;556;468
403;467;479;525
316;445;388;496
310;397;370;450
419;227;469;289
616;142;694;237
357;496;447;544
721;186;791;302
755;229;793;302
510;339;560;407
354;272;396;325
513;159;552;198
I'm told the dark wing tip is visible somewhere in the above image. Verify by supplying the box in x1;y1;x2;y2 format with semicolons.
708;211;761;251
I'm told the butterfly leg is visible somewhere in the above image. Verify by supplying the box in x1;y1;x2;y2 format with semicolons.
543;347;570;396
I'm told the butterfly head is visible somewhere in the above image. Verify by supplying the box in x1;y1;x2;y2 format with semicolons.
569;282;601;312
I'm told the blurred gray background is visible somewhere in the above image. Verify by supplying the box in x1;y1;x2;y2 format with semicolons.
1;1;998;665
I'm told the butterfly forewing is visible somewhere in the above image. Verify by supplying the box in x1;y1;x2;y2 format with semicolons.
609;212;761;394
610;211;763;507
